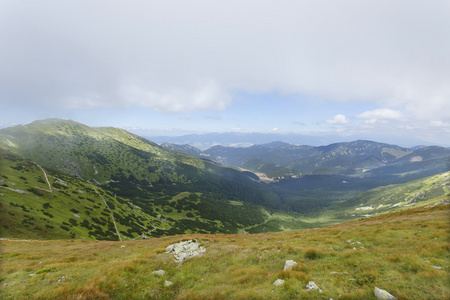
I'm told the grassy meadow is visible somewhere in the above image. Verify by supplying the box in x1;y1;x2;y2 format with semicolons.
1;203;448;299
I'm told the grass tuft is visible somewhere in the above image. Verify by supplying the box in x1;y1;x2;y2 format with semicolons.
304;248;323;260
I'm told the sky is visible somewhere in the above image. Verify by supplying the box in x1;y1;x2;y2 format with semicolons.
1;0;450;147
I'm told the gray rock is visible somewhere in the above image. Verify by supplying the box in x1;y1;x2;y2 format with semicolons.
306;281;322;293
164;280;173;287
152;270;165;276
273;279;285;286
374;287;397;300
284;259;297;271
165;240;206;263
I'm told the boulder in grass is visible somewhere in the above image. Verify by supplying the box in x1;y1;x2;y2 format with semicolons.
374;287;397;300
165;240;206;263
284;260;297;270
273;279;285;286
152;270;165;276
164;280;173;287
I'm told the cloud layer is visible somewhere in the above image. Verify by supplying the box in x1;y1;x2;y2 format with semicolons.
1;0;449;144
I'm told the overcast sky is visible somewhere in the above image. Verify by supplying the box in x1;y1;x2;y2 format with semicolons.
1;0;449;146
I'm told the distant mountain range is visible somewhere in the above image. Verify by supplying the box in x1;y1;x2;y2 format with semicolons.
0;119;448;240
146;132;432;150
162;140;450;178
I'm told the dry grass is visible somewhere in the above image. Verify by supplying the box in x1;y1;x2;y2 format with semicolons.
1;204;449;299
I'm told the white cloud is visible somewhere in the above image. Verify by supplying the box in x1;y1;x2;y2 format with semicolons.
356;109;404;120
119;80;231;113
364;119;378;125
326;114;350;125
430;120;449;127
1;0;449;118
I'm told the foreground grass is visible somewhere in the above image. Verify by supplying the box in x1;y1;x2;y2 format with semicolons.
1;204;449;299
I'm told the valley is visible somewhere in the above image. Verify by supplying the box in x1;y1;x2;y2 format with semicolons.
0;119;449;240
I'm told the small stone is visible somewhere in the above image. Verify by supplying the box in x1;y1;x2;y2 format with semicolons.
284;260;297;271
374;287;397;300
152;270;165;276
29;273;36;276
164;280;173;287
432;266;443;269
346;240;352;243
306;281;322;293
273;279;285;286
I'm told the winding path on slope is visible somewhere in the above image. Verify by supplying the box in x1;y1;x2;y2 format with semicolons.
93;187;122;241
34;162;52;192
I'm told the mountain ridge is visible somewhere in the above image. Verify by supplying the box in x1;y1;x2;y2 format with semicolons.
1;118;449;241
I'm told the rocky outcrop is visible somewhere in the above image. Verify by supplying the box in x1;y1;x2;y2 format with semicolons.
426;199;450;207
165;240;206;263
374;287;397;300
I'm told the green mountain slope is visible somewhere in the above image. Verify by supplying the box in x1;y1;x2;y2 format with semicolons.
339;171;450;215
0;119;281;207
0;148;275;239
1;203;448;299
0;119;292;238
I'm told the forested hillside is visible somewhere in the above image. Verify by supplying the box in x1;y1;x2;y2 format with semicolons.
1;119;448;240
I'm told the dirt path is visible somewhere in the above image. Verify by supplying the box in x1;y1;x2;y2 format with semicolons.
93;187;122;241
34;163;52;192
